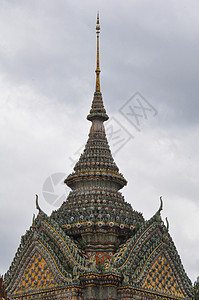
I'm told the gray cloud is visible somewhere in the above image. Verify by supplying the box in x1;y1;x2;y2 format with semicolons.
0;0;198;283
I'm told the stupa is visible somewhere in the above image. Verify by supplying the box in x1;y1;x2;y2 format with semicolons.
3;14;193;300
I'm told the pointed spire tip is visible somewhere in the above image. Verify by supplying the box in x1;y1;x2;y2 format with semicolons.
95;12;101;92
96;12;100;30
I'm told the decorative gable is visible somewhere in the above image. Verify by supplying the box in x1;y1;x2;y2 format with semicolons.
143;254;184;298
12;250;58;295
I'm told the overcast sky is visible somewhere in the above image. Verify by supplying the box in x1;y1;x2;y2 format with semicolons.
0;0;199;283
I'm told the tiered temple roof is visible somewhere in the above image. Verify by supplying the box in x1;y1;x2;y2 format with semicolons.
51;13;144;255
2;13;193;300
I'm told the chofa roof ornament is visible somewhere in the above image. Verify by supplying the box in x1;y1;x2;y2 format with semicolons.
35;194;41;212
165;216;169;232
158;196;163;214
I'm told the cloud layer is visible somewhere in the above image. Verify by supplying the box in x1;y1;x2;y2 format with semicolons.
0;0;199;282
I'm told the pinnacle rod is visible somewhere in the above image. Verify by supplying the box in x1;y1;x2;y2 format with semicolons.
95;12;101;92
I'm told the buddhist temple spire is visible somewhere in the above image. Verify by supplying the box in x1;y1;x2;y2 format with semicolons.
95;12;101;92
87;12;108;122
52;14;140;254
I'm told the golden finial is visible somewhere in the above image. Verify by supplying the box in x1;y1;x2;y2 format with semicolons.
95;12;101;92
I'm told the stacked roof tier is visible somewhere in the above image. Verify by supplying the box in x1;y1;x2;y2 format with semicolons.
51;91;144;241
66;92;127;191
51;15;144;247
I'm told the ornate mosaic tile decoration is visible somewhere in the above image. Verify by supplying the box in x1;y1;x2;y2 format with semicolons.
3;13;193;300
13;251;58;294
